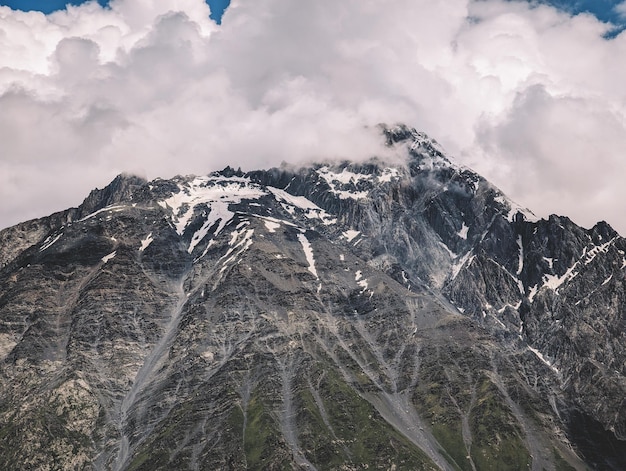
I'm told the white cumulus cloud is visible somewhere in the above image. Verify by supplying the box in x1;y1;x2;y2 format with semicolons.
1;0;626;235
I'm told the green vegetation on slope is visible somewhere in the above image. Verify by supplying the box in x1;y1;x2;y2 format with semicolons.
300;364;439;470
413;343;531;471
469;378;531;470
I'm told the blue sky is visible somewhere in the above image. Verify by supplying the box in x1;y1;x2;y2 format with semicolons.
536;0;626;34
2;0;623;28
0;0;231;22
540;0;621;22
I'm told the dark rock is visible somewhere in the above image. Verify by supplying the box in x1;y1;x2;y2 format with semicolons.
0;126;623;470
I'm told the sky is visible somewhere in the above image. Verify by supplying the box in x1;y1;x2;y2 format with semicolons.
0;0;231;23
1;0;626;235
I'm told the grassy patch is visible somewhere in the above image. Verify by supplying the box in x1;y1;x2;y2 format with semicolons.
317;367;438;470
243;393;277;468
296;385;347;469
412;347;473;471
242;386;293;471
412;378;473;471
553;448;577;471
469;378;531;471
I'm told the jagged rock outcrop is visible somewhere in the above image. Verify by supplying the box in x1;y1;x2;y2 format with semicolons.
0;125;624;470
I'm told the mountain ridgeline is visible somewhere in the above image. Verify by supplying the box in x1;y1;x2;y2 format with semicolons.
1;125;625;470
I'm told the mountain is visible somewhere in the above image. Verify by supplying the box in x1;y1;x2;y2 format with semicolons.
1;124;625;470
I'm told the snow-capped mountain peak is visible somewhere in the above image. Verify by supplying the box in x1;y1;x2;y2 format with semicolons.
1;125;625;470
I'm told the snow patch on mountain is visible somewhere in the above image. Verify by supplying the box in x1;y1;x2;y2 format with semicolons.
297;232;318;278
528;346;559;374
268;187;336;225
161;176;265;236
408;129;446;152
139;233;153;252
187;201;233;253
493;195;539;223
451;251;474;280
533;238;619;298
263;219;280;233
343;230;360;242
379;168;401;182
354;270;369;294
516;236;524;275
80;205;126;222
101;251;116;264
317;167;372;185
458;223;469;240
542;265;579;294
316;166;370;200
584;238;617;266
156;174;339;255
439;241;456;259
40;233;63;252
219;228;254;274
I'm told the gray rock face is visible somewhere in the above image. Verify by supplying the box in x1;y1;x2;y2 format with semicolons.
0;125;624;470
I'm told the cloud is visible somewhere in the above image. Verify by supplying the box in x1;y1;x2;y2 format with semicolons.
476;84;626;226
1;0;626;235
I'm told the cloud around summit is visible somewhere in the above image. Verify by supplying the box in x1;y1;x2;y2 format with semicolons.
1;0;626;234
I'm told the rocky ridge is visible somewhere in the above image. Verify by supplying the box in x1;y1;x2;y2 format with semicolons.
0;125;625;470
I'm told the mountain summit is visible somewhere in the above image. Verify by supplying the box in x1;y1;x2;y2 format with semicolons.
1;125;625;470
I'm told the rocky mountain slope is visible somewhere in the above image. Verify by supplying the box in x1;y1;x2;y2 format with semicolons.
0;125;625;470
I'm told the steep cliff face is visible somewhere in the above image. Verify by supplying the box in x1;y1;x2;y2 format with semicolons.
249;126;626;466
0;125;624;470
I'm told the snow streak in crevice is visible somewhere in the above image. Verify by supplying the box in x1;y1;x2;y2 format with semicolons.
139;233;153;252
297;232;318;278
